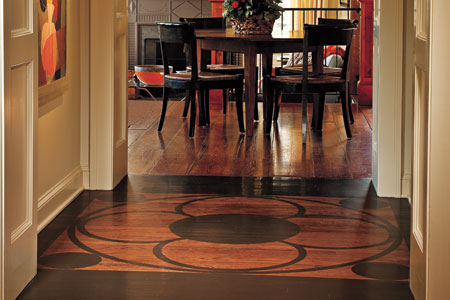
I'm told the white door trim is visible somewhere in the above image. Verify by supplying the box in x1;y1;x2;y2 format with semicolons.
89;0;128;190
425;0;450;298
89;0;115;190
0;1;4;298
80;0;90;190
372;0;404;197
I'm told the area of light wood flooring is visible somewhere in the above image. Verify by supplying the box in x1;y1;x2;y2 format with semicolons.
128;99;372;178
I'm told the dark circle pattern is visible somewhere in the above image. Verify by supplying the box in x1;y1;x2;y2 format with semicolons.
170;214;301;244
39;252;101;269
351;262;409;280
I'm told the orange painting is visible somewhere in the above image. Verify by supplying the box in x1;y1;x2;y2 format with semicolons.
39;0;66;87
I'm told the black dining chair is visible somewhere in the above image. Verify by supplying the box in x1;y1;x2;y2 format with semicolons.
179;17;259;124
266;24;356;143
157;22;245;138
273;18;359;123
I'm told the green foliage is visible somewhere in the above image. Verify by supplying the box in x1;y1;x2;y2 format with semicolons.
223;0;283;22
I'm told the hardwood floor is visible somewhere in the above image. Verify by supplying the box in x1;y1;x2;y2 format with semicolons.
128;100;372;178
19;175;413;299
18;100;410;299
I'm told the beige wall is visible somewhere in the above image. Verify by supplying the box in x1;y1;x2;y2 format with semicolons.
37;0;84;231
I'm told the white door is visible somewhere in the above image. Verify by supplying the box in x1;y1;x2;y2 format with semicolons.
2;0;38;299
90;0;128;190
410;0;430;298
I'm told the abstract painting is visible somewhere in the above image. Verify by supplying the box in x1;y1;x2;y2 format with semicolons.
38;0;67;87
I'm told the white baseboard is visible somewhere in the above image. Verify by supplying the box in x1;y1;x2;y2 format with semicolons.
401;173;411;198
38;166;84;232
81;163;90;189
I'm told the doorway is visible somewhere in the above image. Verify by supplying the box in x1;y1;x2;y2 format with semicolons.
126;0;373;179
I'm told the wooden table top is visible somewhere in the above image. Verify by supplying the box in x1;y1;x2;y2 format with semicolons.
195;28;305;42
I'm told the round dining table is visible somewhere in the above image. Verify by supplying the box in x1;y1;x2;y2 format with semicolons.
195;28;323;136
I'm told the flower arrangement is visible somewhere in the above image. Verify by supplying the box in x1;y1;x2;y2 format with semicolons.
223;0;283;22
223;0;283;34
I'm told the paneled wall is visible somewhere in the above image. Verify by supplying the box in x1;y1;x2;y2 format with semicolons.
37;0;85;231
128;0;211;68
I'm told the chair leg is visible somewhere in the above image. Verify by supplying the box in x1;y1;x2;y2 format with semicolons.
189;88;196;137
348;88;355;124
311;93;317;129
182;89;190;118
205;90;210;125
273;89;281;122
254;98;259;121
302;92;308;144
254;79;259;121
222;89;227;115
265;83;275;135
340;91;352;139
314;92;325;131
158;87;169;131
198;89;206;126
235;85;245;133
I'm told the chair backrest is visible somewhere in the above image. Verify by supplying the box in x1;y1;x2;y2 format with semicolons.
158;22;198;80
302;24;356;82
179;17;225;29
318;18;359;28
178;17;239;67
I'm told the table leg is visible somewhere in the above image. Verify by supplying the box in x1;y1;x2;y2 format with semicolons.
244;47;257;136
312;46;324;74
262;53;273;134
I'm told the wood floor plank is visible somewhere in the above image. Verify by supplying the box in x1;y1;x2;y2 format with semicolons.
360;106;373;129
188;104;245;176
128;101;373;179
149;126;208;175
128;129;145;147
128;100;163;130
128;102;185;174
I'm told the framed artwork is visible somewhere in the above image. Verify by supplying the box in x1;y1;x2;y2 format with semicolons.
38;0;67;87
340;0;350;7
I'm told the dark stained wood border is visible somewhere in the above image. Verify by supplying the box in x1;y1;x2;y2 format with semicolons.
19;269;413;300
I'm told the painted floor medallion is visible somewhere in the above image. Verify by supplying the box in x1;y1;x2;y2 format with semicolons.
39;192;409;281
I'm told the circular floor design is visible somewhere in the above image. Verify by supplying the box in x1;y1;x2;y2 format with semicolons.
59;195;407;277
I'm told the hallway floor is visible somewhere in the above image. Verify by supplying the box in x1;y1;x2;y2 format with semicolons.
19;175;413;299
128;100;372;178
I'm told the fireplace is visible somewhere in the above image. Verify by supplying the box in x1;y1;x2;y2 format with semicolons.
128;0;211;69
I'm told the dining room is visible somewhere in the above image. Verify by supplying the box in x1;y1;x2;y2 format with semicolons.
127;0;374;179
